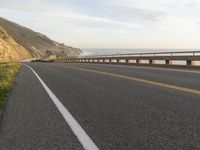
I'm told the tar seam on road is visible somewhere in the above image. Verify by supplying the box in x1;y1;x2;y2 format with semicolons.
64;65;200;95
24;64;99;150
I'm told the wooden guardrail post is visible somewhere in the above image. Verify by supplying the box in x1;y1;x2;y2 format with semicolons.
136;59;141;64
166;60;172;65
149;59;155;64
126;59;131;64
186;60;195;66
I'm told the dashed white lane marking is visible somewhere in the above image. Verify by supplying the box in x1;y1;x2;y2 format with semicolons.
24;64;99;150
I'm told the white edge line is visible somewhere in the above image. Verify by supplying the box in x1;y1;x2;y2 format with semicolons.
24;64;99;150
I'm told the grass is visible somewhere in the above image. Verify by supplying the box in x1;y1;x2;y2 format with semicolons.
0;62;21;109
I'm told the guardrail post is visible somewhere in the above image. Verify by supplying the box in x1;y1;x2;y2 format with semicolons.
186;60;195;66
109;59;112;63
166;60;172;65
136;59;141;64
126;59;131;63
116;59;120;63
149;59;155;64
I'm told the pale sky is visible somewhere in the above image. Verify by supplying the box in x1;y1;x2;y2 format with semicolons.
0;0;200;49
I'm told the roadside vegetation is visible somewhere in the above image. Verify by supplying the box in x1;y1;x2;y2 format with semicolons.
0;62;21;109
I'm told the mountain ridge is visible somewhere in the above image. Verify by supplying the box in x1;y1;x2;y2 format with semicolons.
0;17;82;60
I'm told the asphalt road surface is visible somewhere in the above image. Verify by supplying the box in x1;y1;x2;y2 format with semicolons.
0;62;200;150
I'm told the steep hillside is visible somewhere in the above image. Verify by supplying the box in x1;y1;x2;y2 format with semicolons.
0;27;31;61
0;17;82;58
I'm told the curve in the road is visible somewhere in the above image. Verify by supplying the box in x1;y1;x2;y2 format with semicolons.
24;64;99;150
63;65;200;95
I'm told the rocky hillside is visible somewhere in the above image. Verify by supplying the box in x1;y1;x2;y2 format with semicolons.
0;17;82;60
0;27;31;61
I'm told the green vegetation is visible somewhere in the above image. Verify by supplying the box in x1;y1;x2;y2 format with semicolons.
0;62;21;109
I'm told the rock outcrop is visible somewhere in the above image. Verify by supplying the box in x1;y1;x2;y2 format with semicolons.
0;17;82;61
0;27;31;61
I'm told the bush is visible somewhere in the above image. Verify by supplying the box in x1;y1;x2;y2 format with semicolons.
0;62;21;109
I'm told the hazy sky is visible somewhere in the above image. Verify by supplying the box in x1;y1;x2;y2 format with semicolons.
0;0;200;49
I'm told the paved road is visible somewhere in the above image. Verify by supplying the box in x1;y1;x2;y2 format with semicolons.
0;62;200;150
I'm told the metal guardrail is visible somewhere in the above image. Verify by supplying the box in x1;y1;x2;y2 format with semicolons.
54;50;200;68
79;51;200;59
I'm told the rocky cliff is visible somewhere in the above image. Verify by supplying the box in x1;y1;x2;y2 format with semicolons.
0;17;82;61
0;27;31;61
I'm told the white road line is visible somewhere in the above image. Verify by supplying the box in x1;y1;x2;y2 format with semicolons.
24;64;99;150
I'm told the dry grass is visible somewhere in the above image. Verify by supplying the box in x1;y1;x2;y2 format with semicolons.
0;62;21;109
